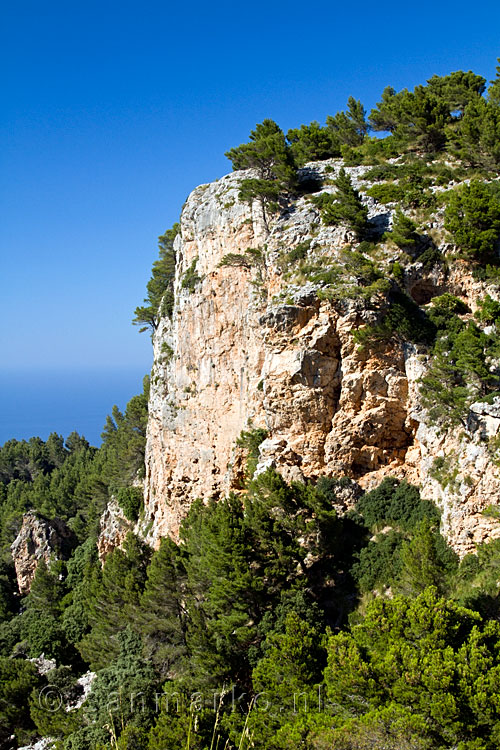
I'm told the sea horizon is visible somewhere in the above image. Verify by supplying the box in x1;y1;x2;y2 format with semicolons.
0;365;150;448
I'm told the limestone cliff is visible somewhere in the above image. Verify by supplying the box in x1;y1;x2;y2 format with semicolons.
143;160;500;557
96;499;133;563
11;511;75;594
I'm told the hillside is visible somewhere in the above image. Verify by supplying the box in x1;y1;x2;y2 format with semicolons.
1;61;500;749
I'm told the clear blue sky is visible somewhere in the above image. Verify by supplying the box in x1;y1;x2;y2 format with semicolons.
1;0;499;374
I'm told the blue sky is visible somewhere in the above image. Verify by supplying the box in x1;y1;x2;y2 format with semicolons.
1;0;499;374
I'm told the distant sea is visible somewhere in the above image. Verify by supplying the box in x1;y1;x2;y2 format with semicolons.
0;367;150;447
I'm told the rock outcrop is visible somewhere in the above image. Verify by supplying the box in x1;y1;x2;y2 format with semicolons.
18;739;56;750
143;160;500;556
97;499;133;563
11;512;75;594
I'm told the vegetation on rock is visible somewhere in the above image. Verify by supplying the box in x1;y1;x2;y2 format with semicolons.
7;57;500;750
133;224;179;333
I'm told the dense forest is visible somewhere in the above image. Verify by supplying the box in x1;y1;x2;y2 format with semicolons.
2;60;500;749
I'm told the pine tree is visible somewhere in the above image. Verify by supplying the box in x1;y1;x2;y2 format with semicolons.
444;180;500;260
324;588;500;748
369;86;400;132
319;168;369;238
394;519;458;596
78;534;151;670
455;97;500;169
133;224;179;333
0;657;39;747
21;559;69;660
83;628;157;744
248;612;325;747
389;209;419;249
225;120;296;186
225;120;297;228
326;97;368;147
181;496;259;686
286;121;340;165
138;537;187;678
426;70;486;114
100;375;149;490
488;57;500;106
370;85;449;152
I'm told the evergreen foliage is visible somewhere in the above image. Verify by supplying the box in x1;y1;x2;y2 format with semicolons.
78;533;151;670
100;375;149;492
21;559;70;661
225;120;296;184
455;97;500;168
133;224;179;333
3;452;500;749
369;85;450;152
444;180;500;260
355;476;440;531
420;295;500;427
138;537;187;678
83;628;157;740
475;294;500;325
286;122;340;165
351;529;404;593
354;290;436;348
324;588;500;749
312;168;368;237
236;427;268;481
387;209;419;249
488;58;500;107
326;97;368;147
181;256;202;292
225;120;297;225
116;486;143;522
394;519;458;597
0;657;39;747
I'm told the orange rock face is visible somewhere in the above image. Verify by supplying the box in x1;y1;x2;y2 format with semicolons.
141;161;500;557
11;511;74;593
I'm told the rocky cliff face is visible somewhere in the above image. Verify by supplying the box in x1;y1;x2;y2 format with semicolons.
96;499;133;563
143;160;500;557
11;512;74;594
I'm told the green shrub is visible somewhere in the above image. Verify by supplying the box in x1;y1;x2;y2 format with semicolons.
117;486;143;522
355;291;436;347
355;477;440;531
420;313;499;427
236;427;268;481
365;182;404;204
363;164;399;182
351;529;405;592
390;261;404;282
417;244;443;269
287;122;340;165
181;257;202;291
286;240;311;263
428;292;468;316
309;249;391;303
0;657;39;747
473;264;500;282
429;455;459;490
475;294;500;325
219;247;264;270
160;342;173;362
